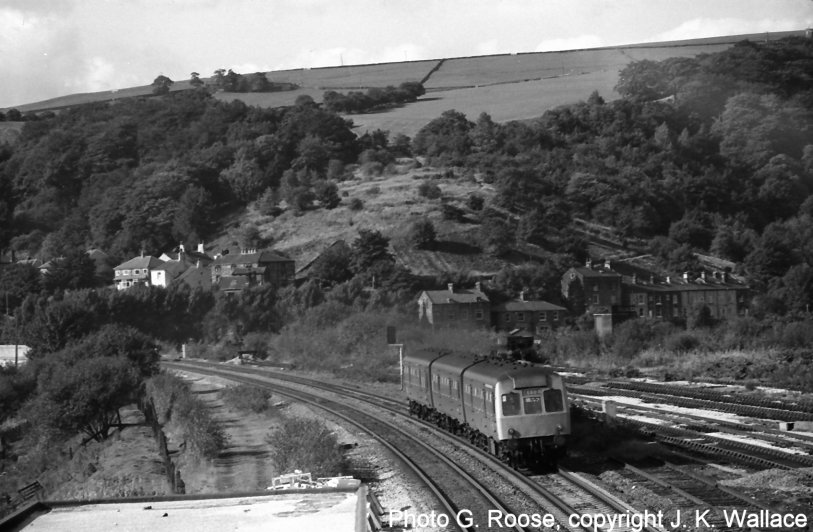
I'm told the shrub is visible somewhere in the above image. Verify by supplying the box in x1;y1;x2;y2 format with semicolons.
360;161;383;177
145;373;228;462
220;384;271;413
665;332;701;353
467;194;484;211
266;417;346;476
365;185;381;196
408;218;437;250
348;198;364;211
417;181;442;199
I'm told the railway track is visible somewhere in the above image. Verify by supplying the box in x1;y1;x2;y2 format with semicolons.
165;360;662;532
609;460;771;532
571;392;813;469
167;362;522;531
570;382;813;422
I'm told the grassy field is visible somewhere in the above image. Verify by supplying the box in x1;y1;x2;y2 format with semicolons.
264;60;439;89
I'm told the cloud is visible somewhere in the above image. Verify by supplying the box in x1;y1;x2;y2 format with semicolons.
535;35;603;52
655;17;803;42
278;43;429;71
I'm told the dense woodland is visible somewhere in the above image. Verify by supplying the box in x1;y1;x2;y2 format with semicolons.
1;38;813;486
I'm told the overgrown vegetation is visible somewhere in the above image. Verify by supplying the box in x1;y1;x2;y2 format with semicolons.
220;384;272;413
145;372;228;461
266;417;346;477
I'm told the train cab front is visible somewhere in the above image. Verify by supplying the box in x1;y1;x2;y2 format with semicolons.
495;371;570;468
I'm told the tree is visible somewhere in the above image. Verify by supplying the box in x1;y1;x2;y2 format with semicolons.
350;229;393;274
151;75;174;95
408;218;437;250
480;216;514;257
314;180;340;209
190;72;204;89
309;241;353;285
27;356;140;442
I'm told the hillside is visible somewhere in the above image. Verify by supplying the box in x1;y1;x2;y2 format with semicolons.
5;30;807;138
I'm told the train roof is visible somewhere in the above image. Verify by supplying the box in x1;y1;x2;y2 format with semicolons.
403;348;451;366
465;359;558;388
431;352;485;374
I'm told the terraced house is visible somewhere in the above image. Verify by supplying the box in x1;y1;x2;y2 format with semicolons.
210;248;295;293
418;283;491;328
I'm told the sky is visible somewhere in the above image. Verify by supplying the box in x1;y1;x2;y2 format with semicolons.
2;0;812;109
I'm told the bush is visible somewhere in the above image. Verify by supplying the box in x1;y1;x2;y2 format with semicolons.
467;194;484;211
348;198;364;211
665;332;701;353
266;417;346;476
365;185;381;196
417;181;442;199
145;373;228;462
220;384;271;413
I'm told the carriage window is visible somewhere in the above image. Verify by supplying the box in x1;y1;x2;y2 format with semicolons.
485;390;495;415
501;392;521;416
432;374;440;391
523;395;543;414
543;389;564;412
451;380;459;398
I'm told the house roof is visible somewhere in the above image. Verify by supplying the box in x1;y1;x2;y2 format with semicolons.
177;265;212;290
161;250;213;264
570;266;623;279
155;260;191;279
421;288;490;305
492;300;566;312
213;250;293;266
114;256;165;270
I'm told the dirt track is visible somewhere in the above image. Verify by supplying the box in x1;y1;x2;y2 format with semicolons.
178;376;278;493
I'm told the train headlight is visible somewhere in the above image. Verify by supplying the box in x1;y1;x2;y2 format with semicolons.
556;424;563;434
508;428;520;438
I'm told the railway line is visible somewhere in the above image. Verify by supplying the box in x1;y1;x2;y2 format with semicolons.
166;362;521;531
570;389;813;469
164;360;664;532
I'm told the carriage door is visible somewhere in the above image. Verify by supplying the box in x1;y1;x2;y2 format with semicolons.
483;385;494;419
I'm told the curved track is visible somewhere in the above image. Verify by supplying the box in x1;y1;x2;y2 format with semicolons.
166;360;663;532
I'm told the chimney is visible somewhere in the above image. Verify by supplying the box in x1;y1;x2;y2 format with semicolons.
179;243;185;254
196;260;201;268
723;271;729;283
197;242;204;254
586;258;592;268
683;271;689;282
604;259;611;270
650;275;655;284
519;289;526;301
475;281;482;292
448;283;454;293
666;275;671;284
701;271;707;282
632;273;637;284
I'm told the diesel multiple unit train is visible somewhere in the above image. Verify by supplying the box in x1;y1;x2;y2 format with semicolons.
403;349;570;465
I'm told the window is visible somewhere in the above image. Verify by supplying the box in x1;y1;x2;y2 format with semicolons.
123;269;131;275
592;294;599;304
539;313;547;322
432;374;440;391
592;284;599;292
475;308;483;320
543;389;564;412
448;307;456;319
505;312;512;322
523;395;543;414
553;312;559;321
451;380;459;398
464;383;471;394
501;392;521;416
517;312;525;322
638;294;645;305
115;271;121;277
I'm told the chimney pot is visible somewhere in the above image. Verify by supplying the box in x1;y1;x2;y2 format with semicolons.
197;242;204;254
520;289;526;301
448;283;454;293
179;244;185;254
604;259;611;270
475;281;482;292
650;275;655;284
701;271;707;281
586;258;592;268
666;275;671;284
683;271;689;282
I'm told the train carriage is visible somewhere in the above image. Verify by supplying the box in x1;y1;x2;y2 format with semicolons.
403;348;570;466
